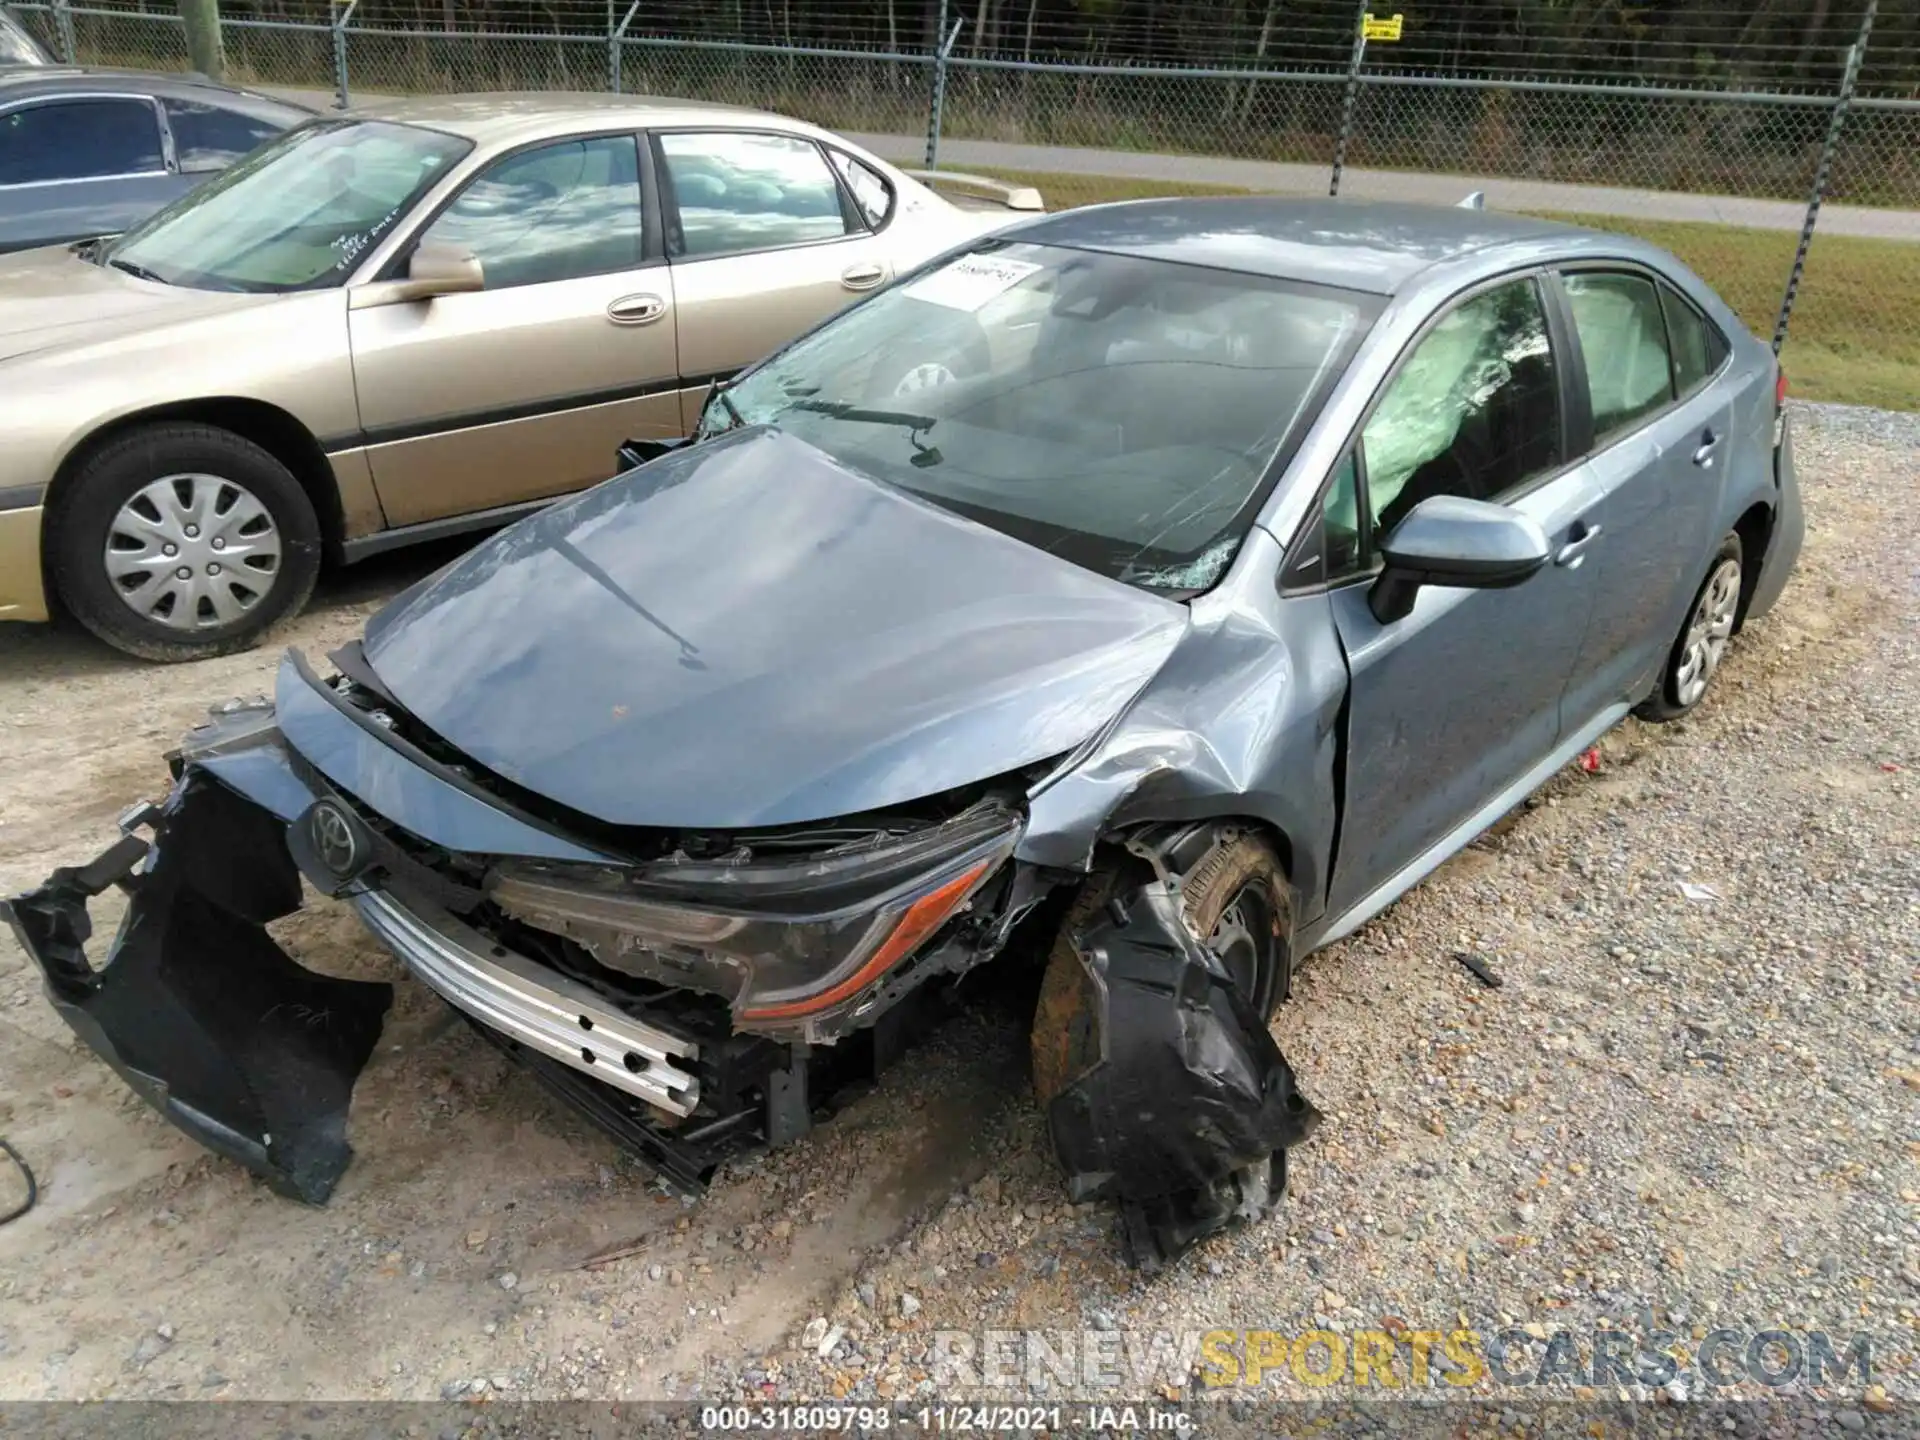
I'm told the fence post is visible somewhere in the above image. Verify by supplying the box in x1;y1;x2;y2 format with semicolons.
924;4;963;169
180;0;226;82
331;0;357;111
52;0;77;64
609;0;641;94
1774;0;1876;353
1329;0;1370;196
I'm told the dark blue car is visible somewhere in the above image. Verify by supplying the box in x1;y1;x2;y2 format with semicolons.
0;67;310;252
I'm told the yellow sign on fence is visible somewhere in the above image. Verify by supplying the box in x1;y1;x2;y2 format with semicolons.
1362;12;1404;41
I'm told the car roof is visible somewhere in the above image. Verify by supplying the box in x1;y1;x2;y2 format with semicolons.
1011;196;1583;296
347;91;806;147
0;65;313;113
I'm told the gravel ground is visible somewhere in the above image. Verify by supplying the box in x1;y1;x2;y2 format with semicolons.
0;402;1914;1431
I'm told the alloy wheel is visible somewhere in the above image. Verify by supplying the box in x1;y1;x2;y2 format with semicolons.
1673;556;1741;707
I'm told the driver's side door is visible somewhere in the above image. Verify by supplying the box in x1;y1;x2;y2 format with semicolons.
1325;273;1605;923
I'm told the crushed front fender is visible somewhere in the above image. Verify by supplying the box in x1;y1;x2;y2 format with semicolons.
1039;870;1320;1269
0;770;392;1204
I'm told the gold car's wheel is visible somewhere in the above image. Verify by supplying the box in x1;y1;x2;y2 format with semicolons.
103;474;286;633
49;423;322;663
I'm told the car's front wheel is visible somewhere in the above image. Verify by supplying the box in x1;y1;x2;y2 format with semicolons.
1637;533;1744;722
48;424;322;662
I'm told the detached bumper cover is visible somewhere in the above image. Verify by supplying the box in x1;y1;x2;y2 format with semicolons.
0;702;803;1204
1042;872;1320;1269
0;771;392;1204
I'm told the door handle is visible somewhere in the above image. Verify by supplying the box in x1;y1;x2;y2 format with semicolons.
606;293;666;326
1554;522;1603;568
840;263;886;292
1692;428;1721;468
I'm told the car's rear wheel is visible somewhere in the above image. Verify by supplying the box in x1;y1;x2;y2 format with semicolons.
1636;533;1744;722
48;423;322;662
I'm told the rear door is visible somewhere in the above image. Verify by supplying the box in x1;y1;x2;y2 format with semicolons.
652;128;894;428
0;95;183;251
1553;267;1734;726
349;130;681;528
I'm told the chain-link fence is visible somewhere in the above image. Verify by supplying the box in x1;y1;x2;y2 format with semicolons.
8;0;1917;369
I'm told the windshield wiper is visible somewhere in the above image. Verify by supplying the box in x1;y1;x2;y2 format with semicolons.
108;257;168;285
788;399;937;430
712;385;746;432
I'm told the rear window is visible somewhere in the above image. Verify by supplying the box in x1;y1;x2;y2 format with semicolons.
0;98;164;185
1661;282;1729;395
162;97;287;172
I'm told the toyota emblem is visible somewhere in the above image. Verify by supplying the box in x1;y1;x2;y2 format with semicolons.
308;801;364;879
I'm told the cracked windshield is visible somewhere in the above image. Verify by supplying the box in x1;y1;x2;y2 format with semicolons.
713;243;1377;594
104;120;470;292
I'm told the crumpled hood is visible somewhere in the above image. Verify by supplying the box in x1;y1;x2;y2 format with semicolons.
0;245;267;364
361;428;1189;830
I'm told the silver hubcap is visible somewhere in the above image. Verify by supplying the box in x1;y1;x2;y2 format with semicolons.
892;362;957;397
104;473;282;631
1673;557;1741;707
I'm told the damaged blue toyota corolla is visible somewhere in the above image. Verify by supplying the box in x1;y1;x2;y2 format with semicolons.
3;198;1801;1268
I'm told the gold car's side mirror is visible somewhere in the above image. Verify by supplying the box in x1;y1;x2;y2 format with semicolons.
349;244;486;309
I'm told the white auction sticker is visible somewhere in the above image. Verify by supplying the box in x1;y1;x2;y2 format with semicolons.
901;253;1042;312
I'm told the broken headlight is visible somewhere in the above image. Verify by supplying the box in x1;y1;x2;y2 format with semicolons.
486;800;1021;1038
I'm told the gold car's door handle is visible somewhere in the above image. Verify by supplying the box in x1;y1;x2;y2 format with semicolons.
607;293;667;326
840;263;886;292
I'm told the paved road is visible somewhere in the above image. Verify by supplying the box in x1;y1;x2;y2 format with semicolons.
847;132;1920;240
270;85;1918;239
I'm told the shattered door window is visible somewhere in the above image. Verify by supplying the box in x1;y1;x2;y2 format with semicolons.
1360;277;1561;543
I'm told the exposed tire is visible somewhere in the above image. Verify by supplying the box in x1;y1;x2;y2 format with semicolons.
48;424;322;663
1030;831;1292;1113
1635;533;1744;723
1029;830;1302;1268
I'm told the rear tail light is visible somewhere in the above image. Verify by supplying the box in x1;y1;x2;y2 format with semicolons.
1776;368;1789;409
1774;367;1789;449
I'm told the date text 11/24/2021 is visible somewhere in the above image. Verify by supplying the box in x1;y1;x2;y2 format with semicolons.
698;1406;1195;1433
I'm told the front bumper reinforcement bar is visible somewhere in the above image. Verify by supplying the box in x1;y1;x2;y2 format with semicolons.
351;887;700;1118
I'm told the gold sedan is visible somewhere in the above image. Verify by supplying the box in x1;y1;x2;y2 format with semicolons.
0;93;1039;659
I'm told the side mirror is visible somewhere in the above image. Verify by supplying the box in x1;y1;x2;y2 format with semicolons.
351;243;485;308
1368;495;1551;624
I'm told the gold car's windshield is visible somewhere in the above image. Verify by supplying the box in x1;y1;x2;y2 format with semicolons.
710;243;1379;595
103;119;471;293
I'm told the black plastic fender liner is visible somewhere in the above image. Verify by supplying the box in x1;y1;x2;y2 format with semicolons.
1041;875;1320;1269
0;770;393;1205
